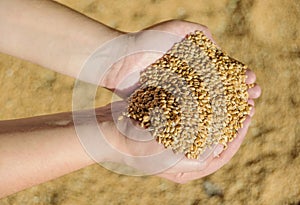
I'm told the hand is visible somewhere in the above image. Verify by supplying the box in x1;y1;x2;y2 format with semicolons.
97;20;261;183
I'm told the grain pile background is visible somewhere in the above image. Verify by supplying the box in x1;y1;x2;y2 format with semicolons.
0;0;299;204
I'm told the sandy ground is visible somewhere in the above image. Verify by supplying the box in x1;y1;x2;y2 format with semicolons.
0;0;300;204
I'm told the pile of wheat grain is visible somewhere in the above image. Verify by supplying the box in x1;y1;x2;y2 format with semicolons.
124;31;252;159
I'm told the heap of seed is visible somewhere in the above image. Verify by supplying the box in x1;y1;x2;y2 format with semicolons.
124;30;253;159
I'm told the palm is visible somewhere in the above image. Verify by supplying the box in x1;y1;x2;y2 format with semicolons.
100;20;261;183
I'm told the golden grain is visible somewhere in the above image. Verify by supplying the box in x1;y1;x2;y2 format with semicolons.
124;31;251;159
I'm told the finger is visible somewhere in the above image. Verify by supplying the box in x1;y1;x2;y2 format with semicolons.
248;99;255;106
249;106;255;117
213;144;225;157
160;157;208;174
248;84;261;99
246;99;255;117
237;116;251;137
245;69;256;84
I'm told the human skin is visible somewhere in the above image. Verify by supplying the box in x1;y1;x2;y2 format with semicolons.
0;0;261;198
99;20;261;183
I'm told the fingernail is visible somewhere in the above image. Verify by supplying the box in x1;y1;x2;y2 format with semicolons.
245;70;256;84
247;99;255;106
248;85;261;99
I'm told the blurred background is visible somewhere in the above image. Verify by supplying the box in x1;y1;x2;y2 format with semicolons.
0;0;299;204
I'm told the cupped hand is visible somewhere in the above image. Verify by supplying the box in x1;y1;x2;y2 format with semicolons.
98;20;261;183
